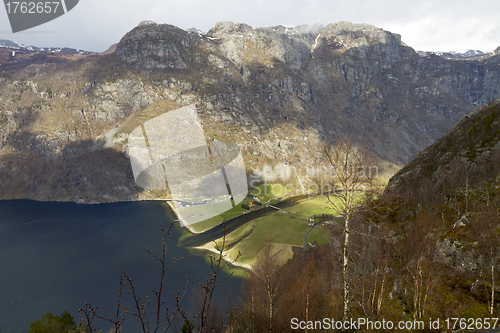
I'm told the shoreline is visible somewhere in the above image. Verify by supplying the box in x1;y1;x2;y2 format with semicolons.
166;200;253;270
3;195;309;271
0;197;170;205
165;200;203;234
194;243;252;270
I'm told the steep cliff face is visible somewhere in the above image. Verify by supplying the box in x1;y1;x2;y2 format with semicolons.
115;23;193;69
372;98;500;291
385;97;500;201
114;21;500;164
1;21;500;202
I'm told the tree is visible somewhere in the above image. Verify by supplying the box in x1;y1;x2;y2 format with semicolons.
232;242;334;332
317;136;375;323
251;244;281;333
79;221;238;333
404;210;439;320
232;244;281;333
181;319;194;333
190;222;240;332
29;311;81;333
471;206;500;315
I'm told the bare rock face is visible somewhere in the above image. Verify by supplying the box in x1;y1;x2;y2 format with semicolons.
385;97;500;200
115;23;192;69
314;21;401;52
207;22;322;70
2;20;500;202
92;79;161;123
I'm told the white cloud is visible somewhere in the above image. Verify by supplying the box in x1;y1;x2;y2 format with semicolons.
382;2;500;52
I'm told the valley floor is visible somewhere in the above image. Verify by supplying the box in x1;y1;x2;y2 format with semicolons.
176;185;355;268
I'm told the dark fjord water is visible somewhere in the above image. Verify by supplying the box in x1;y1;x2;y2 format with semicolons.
0;200;243;332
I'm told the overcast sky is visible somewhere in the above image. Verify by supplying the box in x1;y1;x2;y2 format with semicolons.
0;0;499;53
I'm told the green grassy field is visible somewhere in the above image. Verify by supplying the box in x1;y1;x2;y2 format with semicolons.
209;196;336;266
231;212;330;264
187;188;372;267
187;197;255;232
286;192;372;216
285;195;339;216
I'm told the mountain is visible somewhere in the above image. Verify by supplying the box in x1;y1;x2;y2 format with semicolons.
0;39;94;55
385;96;500;202
418;49;495;60
232;97;500;331
113;21;500;166
1;21;500;202
351;96;500;321
450;49;486;58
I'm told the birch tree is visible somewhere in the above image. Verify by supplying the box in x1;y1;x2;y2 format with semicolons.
472;207;499;315
318;137;375;323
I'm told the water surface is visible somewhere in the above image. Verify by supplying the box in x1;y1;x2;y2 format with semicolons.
0;200;242;332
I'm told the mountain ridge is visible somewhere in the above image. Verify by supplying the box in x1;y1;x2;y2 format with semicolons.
385;96;500;201
0;39;95;55
1;20;500;202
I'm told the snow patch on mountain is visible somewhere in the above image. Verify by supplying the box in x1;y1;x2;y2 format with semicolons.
0;39;94;55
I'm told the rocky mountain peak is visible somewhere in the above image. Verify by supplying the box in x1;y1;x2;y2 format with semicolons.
2;20;500;203
50;21;500;168
114;21;406;71
309;21;404;67
204;22;319;68
207;22;324;38
115;23;193;69
138;20;157;27
207;21;254;36
318;21;401;49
